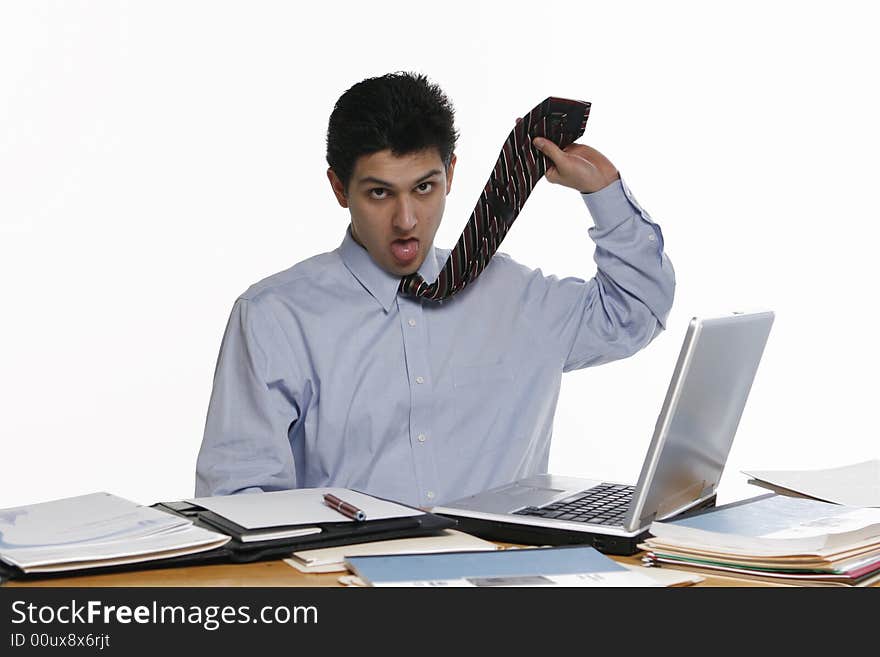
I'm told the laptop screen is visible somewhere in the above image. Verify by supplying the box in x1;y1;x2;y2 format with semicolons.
624;311;774;531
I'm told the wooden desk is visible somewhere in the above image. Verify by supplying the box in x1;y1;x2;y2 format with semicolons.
4;551;784;588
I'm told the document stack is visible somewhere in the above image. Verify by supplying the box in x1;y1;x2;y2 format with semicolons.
639;494;880;586
1;488;456;583
0;492;230;575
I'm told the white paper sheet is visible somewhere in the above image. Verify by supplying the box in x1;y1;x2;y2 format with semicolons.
187;488;423;529
743;460;880;507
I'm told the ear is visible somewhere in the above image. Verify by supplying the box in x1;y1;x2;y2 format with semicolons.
327;168;349;208
445;153;457;195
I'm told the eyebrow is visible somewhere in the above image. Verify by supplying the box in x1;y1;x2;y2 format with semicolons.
357;169;443;188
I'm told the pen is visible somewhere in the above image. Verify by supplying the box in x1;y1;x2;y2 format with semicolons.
323;493;367;522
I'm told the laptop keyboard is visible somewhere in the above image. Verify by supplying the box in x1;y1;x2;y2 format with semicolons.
512;483;635;526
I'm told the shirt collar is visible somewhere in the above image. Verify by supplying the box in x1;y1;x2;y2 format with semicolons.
338;225;441;312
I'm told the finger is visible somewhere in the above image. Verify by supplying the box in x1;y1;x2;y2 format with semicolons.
533;137;566;165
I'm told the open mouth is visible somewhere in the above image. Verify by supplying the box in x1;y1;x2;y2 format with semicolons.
390;238;419;266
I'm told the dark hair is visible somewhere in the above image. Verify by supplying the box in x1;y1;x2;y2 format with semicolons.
326;71;459;193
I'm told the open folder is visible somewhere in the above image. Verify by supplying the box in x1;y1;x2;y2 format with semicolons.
153;488;456;565
0;489;455;583
163;488;451;548
0;492;230;577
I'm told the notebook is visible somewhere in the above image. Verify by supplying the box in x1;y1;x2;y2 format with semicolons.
432;311;775;556
344;545;663;587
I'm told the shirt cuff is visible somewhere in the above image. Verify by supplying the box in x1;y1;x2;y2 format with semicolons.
581;175;667;262
580;178;634;230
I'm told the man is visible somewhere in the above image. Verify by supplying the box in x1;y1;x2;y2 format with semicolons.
195;72;675;507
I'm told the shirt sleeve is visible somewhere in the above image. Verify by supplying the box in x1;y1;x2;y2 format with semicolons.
520;175;676;372
194;296;300;496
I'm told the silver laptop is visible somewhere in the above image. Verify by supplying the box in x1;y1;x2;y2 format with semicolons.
432;311;775;555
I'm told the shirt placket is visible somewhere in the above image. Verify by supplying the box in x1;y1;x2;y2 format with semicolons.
396;294;439;506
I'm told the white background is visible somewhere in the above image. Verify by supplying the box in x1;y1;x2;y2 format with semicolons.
1;1;877;509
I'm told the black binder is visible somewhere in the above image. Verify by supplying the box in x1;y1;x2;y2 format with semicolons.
0;494;456;584
152;498;456;562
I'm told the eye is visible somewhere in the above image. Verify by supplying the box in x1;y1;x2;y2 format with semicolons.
416;182;434;194
369;188;388;200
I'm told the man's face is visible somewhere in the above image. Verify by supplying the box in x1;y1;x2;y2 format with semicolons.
327;148;456;276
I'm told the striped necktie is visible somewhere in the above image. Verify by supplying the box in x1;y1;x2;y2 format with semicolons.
398;96;590;302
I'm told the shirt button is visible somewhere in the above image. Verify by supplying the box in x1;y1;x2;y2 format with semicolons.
417;433;427;443
648;234;656;242
415;376;425;384
426;491;435;500
408;319;417;327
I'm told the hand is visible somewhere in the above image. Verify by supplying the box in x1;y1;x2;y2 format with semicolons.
532;138;620;194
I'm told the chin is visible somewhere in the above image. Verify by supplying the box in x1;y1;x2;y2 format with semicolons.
397;264;420;276
388;256;423;277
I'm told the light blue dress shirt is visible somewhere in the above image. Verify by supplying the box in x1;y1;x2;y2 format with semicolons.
195;177;675;507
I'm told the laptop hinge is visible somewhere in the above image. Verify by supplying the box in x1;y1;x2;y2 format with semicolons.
652;480;709;523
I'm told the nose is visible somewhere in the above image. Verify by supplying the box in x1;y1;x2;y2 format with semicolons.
391;195;417;234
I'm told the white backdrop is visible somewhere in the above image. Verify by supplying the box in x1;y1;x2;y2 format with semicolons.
1;1;877;509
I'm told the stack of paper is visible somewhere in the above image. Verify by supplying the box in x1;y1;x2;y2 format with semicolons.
0;492;230;574
640;494;880;586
